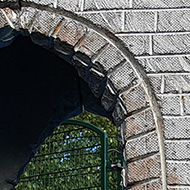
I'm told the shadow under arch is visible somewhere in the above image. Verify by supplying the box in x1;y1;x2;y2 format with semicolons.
0;30;114;189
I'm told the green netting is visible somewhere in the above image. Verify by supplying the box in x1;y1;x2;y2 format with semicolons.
16;113;122;190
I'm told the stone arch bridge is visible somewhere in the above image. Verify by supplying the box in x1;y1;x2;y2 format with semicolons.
0;0;190;189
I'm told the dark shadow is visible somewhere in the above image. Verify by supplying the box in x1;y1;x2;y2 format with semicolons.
0;34;112;189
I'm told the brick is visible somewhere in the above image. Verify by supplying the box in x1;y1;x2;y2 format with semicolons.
129;179;162;190
84;0;130;10
138;56;190;73
165;75;190;93
97;45;124;71
133;0;190;8
58;19;87;46
184;96;190;114
166;141;190;160
78;32;107;57
164;118;190;139
167;162;190;185
0;11;8;29
153;34;190;54
58;0;80;12
119;35;150;55
124;11;155;32
19;7;36;29
32;10;62;36
158;10;190;32
128;155;161;183
159;96;181;115
120;85;148;112
126;132;159;159
22;0;53;6
81;12;122;33
125;109;155;138
149;76;162;94
109;63;136;90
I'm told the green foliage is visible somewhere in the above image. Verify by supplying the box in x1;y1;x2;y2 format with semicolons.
16;111;120;190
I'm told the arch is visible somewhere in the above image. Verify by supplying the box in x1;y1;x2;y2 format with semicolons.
0;2;167;190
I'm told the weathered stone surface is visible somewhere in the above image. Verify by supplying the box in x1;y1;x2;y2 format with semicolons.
126;131;159;159
78;32;107;57
120;85;148;113
112;98;127;125
0;10;8;28
109;62;136;91
165;75;190;93
164;118;190;139
101;81;117;112
125;109;155;138
84;0;130;10
159;96;181;115
166;141;190;160
72;52;92;81
128;155;161;183
31;11;62;36
167;162;190;185
124;11;155;32
129;179;162;190
149;76;162;94
137;56;190;73
58;0;80;11
22;0;54;7
19;7;37;29
133;0;190;8
119;35;150;56
58;19;87;46
158;10;190;32
81;12;122;33
184;96;190;114
97;45;124;71
153;34;190;54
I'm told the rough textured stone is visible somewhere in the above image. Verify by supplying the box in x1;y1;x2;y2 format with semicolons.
159;96;181;115
158;10;190;32
126;132;159;159
30;10;62;36
109;62;136;91
58;0;80;11
112;98;128;125
166;141;190;160
129;179;162;190
0;10;8;28
120;85;148;113
167;162;190;185
124;11;155;32
119;35;150;56
149;76;162;94
125;109;155;138
153;34;190;55
165;75;190;93
128;155;161;183
96;45;124;71
164;118;190;139
84;0;130;10
184;96;190;114
78;32;107;58
137;56;190;73
101;81;117;112
58;19;87;46
81;12;122;33
133;0;190;8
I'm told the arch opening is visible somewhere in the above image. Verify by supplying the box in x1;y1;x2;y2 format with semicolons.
0;31;115;189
